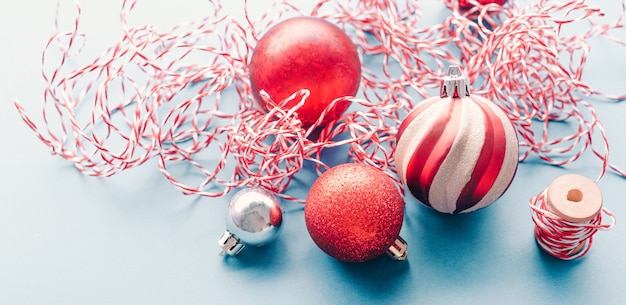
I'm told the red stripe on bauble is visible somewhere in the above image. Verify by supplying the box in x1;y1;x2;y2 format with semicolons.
397;97;440;140
404;98;462;207
455;97;507;212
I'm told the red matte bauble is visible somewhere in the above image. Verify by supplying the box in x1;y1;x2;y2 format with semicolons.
458;0;507;9
304;163;404;262
249;17;361;128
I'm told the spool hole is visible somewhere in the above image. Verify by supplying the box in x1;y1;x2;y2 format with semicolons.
567;189;583;203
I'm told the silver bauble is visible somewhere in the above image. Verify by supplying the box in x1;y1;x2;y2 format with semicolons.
218;188;283;255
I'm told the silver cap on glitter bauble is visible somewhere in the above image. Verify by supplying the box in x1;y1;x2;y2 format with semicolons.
218;187;284;256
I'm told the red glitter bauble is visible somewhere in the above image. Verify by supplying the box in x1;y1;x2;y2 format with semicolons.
304;163;404;262
458;0;507;9
249;17;361;128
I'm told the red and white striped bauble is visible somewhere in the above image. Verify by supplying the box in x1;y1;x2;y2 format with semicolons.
395;66;518;214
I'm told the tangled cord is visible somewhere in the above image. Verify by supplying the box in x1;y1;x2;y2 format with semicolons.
13;0;626;204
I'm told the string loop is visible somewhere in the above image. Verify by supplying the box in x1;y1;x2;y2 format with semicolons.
13;0;626;201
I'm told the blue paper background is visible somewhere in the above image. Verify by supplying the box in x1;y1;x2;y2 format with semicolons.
2;1;625;304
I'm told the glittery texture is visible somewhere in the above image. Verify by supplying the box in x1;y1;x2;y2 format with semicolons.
304;163;404;263
249;17;361;128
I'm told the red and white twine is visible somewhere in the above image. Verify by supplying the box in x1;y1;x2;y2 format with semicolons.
530;187;616;260
13;0;626;217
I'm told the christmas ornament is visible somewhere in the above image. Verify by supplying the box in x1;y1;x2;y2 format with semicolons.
304;163;407;263
395;66;518;214
249;16;361;128
15;0;626;204
530;174;615;260
218;188;283;255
